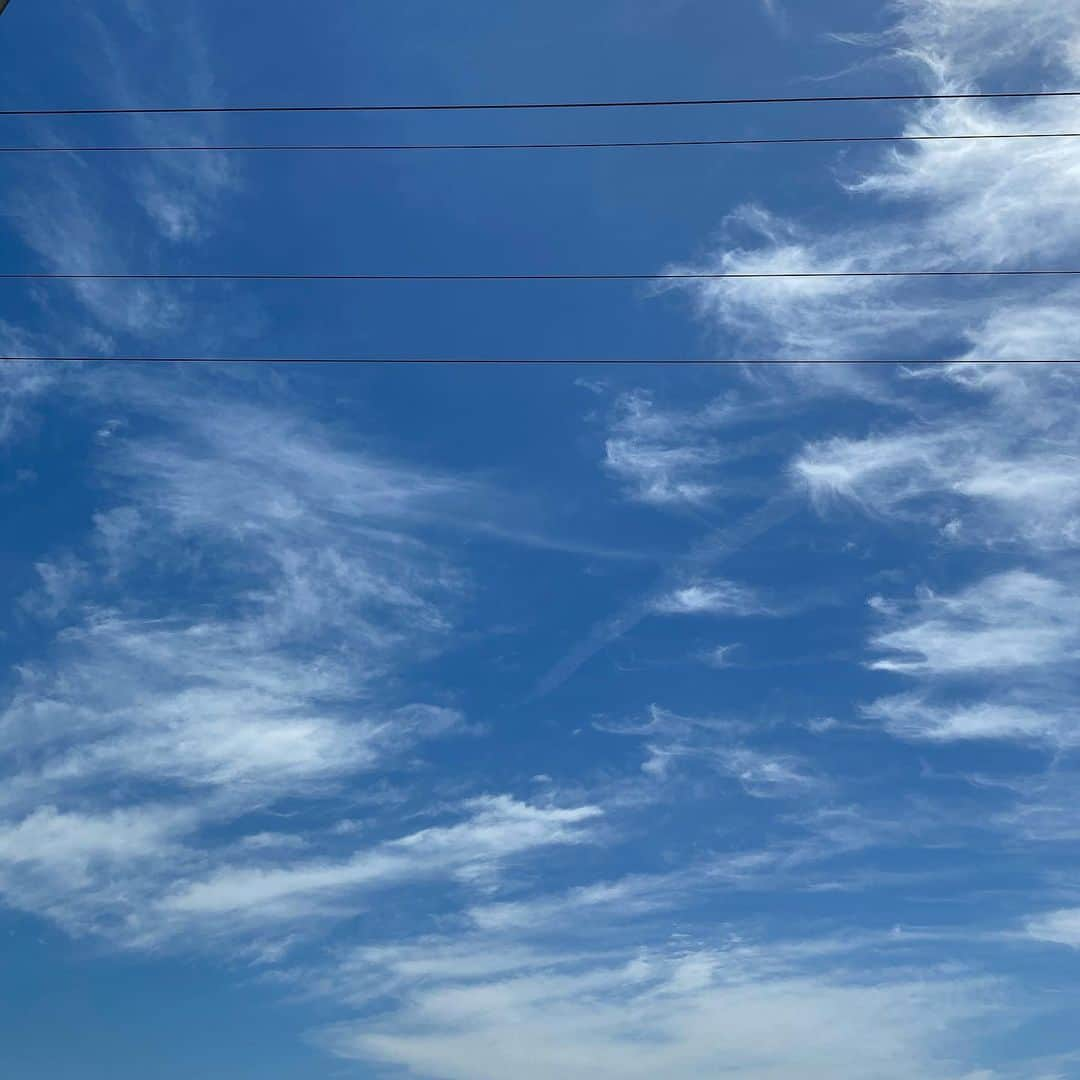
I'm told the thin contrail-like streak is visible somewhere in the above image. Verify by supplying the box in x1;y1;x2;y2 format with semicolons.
527;492;802;701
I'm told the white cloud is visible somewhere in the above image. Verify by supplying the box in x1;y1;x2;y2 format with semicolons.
603;390;725;506
863;571;1080;748
158;798;600;922
0;336;57;443
864;694;1067;744
602;389;780;508
653;579;764;616
11;647;464;798
0;787;598;946
701;642;740;667
467;873;682;933
597;705;820;798
3;4;1079;1075
318;936;1000;1080
793;366;1080;550
714;747;821;798
657;0;1080;596
19;554;88;619
1025;908;1080;948
663;205;940;360
2;6;239;353
882;0;1080;84
0;804;192;873
991;769;1080;843
604;437;719;507
597;704;748;740
664;2;1080;362
869;572;1080;676
87;4;236;245
0;376;496;947
0;804;198;934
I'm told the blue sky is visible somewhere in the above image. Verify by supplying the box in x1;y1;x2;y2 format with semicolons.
3;2;1080;1078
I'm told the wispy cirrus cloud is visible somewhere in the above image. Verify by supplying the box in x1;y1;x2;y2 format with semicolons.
664;16;1080;363
603;390;729;507
861;571;1080;746
5;2;1080;1077
602;388;788;508
793;366;1080;550
1;2;245;444
596;704;823;798
0;791;599;950
1025;907;1080;949
3;388;471;765
0;376;546;948
315;931;1001;1080
154;797;600;928
868;572;1080;676
864;695;1070;745
654;3;1080;782
653;578;766;616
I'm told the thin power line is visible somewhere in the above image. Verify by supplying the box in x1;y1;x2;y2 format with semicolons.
0;357;1076;366
2;88;1079;117
6;270;1080;282
3;130;1078;154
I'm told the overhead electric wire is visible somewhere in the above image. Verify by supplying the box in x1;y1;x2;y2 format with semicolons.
3;130;1078;154
0;356;1076;366
2;88;1079;117
4;87;1075;368
7;269;1080;283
